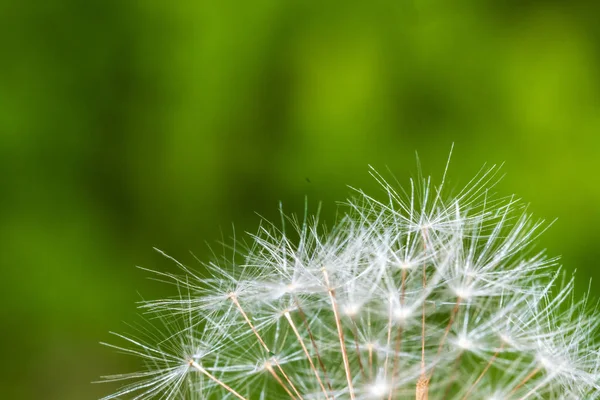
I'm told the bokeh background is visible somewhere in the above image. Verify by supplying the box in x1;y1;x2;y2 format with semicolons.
1;1;600;399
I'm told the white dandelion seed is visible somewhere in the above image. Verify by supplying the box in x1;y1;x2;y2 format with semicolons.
100;158;600;399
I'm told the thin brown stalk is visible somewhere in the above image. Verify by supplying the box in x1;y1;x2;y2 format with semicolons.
510;367;540;395
284;311;330;399
229;294;268;351
229;294;303;399
418;227;430;400
266;362;297;400
442;351;464;399
275;362;304;400
518;376;553;400
293;297;334;392
461;343;504;399
367;343;374;380
389;268;407;400
421;264;427;373
416;263;429;400
349;316;366;376
383;297;394;381
416;375;429;400
427;297;462;381
436;298;462;358
322;268;356;400
189;360;248;400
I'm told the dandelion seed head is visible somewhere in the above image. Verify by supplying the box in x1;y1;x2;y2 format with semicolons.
100;159;600;399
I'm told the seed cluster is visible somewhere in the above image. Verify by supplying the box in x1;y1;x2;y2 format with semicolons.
101;165;600;399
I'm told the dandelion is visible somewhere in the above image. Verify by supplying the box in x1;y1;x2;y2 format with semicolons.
100;158;600;399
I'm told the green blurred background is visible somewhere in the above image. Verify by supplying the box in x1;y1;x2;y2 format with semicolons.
1;1;599;398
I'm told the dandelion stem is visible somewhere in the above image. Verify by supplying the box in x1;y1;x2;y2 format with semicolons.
349;316;366;377
510;367;540;395
275;359;305;400
383;296;394;381
389;268;407;400
229;294;303;400
416;375;429;400
294;297;334;392
266;362;297;400
368;343;374;380
428;297;462;381
323;268;356;400
189;360;248;400
418;228;430;400
229;294;269;351
284;311;331;399
442;350;464;399
437;298;462;357
518;376;553;400
416;291;430;398
461;343;504;399
421;263;427;374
